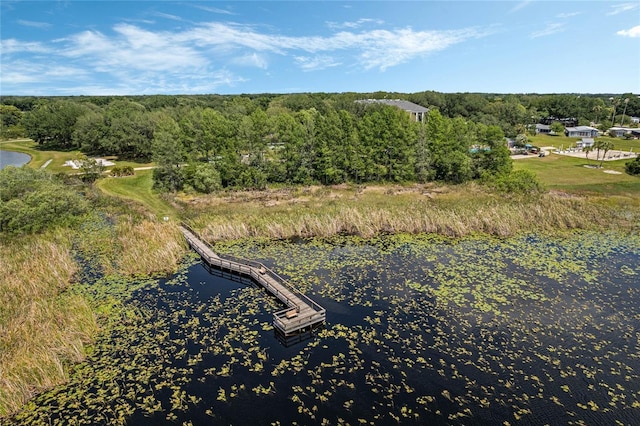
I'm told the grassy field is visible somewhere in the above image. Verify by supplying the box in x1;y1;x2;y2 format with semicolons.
0;139;154;173
96;169;176;219
528;134;640;152
0;139;81;173
513;152;640;196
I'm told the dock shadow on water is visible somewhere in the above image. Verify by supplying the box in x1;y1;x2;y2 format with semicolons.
7;232;640;425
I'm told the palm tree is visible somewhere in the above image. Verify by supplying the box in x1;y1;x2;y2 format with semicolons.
592;104;603;125
610;98;620;127
594;140;614;168
620;98;629;126
583;144;594;163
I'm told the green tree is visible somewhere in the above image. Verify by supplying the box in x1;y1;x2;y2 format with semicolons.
597;141;614;168
0;105;25;138
550;121;564;135
182;162;222;193
0;167;88;234
625;156;640;175
152;115;186;191
23;100;89;148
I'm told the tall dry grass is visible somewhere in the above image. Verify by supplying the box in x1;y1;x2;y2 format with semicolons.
115;218;187;276
0;234;97;417
186;184;634;242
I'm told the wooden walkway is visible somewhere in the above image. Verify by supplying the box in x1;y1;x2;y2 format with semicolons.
179;225;326;337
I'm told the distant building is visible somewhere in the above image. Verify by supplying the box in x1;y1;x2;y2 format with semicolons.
608;127;640;138
564;126;599;138
535;124;551;134
629;116;640;124
576;138;594;149
540;116;578;127
356;99;429;122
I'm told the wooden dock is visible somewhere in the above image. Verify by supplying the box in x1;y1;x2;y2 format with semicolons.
179;225;326;337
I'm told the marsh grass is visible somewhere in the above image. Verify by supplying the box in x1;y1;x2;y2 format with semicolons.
115;218;187;276
0;232;97;417
0;211;187;417
183;183;632;242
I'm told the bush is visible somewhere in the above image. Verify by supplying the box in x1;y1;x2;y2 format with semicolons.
489;169;545;195
0;167;88;233
111;166;134;177
625;157;640;176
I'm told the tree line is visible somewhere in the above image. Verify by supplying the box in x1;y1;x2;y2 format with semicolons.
3;91;636;192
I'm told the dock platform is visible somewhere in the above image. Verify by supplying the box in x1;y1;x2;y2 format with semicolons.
180;225;326;337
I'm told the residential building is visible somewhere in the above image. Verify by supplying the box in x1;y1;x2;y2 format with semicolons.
576;138;594;149
535;124;551;134
356;99;429;122
564;126;599;138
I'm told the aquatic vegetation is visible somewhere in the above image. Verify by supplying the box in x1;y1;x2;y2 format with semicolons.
5;231;640;425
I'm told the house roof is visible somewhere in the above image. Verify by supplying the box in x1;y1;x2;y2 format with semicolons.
536;124;550;130
356;99;429;113
565;126;598;132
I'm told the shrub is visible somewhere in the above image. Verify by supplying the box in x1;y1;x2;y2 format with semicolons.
0;167;88;234
625;156;640;176
111;166;134;177
489;169;545;195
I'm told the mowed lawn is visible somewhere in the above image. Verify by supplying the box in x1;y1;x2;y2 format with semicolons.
513;152;640;196
97;169;176;219
0;139;81;173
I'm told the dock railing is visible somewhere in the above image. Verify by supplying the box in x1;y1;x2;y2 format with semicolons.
180;223;326;320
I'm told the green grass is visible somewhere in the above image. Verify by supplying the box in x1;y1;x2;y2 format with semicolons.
513;152;640;196
0;139;154;173
0;139;81;173
97;169;176;219
528;134;640;152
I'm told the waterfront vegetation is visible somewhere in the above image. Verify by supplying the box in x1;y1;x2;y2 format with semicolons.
1;91;640;423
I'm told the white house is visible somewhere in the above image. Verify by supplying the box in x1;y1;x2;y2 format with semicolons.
355;99;429;122
564;126;599;138
576;138;595;149
535;124;551;134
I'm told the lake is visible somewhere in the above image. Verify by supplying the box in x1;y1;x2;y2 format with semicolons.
9;231;640;425
0;150;31;169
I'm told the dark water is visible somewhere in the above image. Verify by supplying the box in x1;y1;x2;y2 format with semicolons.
0;150;30;169
9;232;640;425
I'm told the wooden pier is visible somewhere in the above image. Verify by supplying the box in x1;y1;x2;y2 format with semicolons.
179;225;326;337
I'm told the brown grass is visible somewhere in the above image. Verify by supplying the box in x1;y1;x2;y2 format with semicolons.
180;183;633;242
115;218;187;276
0;234;97;417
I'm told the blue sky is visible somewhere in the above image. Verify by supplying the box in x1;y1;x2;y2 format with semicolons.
1;1;639;96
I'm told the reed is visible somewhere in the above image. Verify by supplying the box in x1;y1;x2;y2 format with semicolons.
184;184;635;242
115;218;187;276
0;233;97;417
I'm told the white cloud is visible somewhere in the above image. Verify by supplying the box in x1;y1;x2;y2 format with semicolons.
151;11;184;22
326;18;385;30
2;20;489;94
607;3;639;16
530;23;564;39
509;1;532;13
193;5;235;15
17;19;52;29
0;39;50;54
556;12;581;19
232;52;269;69
616;25;640;38
294;55;341;71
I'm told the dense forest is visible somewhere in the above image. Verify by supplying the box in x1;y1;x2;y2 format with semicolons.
2;92;638;192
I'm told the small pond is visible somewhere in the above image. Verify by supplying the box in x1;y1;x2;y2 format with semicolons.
9;231;640;425
0;150;31;169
